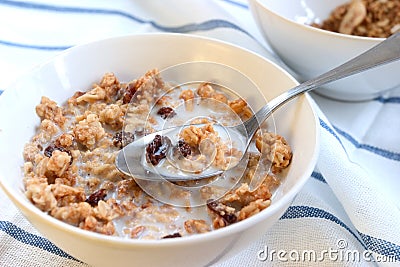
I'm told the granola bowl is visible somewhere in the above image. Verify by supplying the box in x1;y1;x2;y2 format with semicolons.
248;0;400;101
0;33;319;267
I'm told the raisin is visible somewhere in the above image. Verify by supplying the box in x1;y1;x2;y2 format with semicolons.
177;140;191;157
122;82;138;104
162;232;181;239
207;199;237;225
44;144;73;164
157;107;176;119
85;189;107;207
112;131;135;149
145;135;169;166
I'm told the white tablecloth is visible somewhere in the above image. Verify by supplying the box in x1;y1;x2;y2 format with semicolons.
0;1;399;266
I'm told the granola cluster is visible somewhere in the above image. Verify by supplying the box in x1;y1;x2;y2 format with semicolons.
311;0;400;38
22;69;292;239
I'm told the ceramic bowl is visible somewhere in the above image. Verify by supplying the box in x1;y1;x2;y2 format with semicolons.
0;33;319;267
248;0;400;101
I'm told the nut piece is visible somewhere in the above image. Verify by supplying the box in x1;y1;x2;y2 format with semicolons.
339;0;367;34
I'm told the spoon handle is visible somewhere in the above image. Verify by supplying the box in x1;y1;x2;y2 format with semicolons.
244;32;400;139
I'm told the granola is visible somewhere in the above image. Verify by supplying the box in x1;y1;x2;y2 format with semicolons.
311;0;400;38
22;69;293;239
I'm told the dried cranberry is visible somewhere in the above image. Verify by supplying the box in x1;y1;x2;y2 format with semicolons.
44;144;73;164
122;82;138;104
162;232;181;239
112;131;135;149
145;135;169;166
85;189;107;207
177;140;191;157
207;199;237;224
157;107;176;119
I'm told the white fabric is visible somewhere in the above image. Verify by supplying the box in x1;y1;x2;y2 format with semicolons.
0;0;399;266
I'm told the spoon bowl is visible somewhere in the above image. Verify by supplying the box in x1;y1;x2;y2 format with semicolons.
116;122;248;181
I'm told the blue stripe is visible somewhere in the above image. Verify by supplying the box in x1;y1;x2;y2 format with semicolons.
334;126;400;161
374;96;400;104
281;206;400;260
0;0;252;51
149;19;249;35
320;117;400;162
311;171;327;183
0;39;71;51
319;118;349;155
218;0;249;9
280;206;367;250
0;89;3;95
0;0;147;21
0;220;78;261
319;118;342;144
359;232;400;261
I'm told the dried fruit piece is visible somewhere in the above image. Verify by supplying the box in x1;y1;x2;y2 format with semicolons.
112;131;135;149
157;107;176;119
145;135;169;166
177;140;191;157
162;232;181;239
122;82;138;104
206;199;237;225
85;189;107;207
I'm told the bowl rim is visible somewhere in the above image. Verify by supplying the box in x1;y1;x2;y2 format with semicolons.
0;32;320;248
251;0;386;43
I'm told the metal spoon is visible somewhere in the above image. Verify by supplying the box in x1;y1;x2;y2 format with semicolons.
116;32;400;183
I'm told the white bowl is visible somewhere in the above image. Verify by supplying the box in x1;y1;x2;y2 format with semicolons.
248;0;400;101
0;33;319;267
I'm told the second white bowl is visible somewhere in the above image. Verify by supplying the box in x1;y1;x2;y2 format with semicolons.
249;0;400;101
